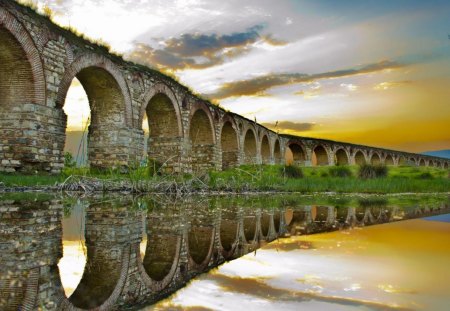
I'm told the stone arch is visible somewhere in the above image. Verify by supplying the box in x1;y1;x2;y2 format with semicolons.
273;139;282;164
419;158;426;167
0;10;47;172
398;156;407;166
354;150;366;165
334;148;349;165
260;212;272;239
260;134;271;164
243;214;258;243
312;145;329;166
286;142;306;166
385;154;395;166
188;222;215;271
0;8;46;105
219;210;239;258
273;211;281;234
66;246;130;309
141;84;183;171
220;117;239;170
140;83;182;136
56;54;133;169
370;152;381;165
243;127;257;164
139;221;182;291
57;54;132;126
189;105;216;173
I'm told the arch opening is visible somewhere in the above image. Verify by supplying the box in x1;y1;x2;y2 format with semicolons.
370;153;381;165
385;155;395;166
243;215;257;242
260;213;271;238
63;78;90;167
286;143;305;166
220;212;238;252
444;162;449;169
273;212;281;234
59;67;128;170
220;121;239;170
398;156;407;166
0;26;35;107
0;25;38;172
335;149;349;165
143;219;178;282
419;159;426;167
261;135;271;164
273;140;282;164
58;202;87;298
188;223;214;265
144;93;180;172
189;109;215;173
354;151;366;165
312;145;329;166
69;204;126;309
243;129;257;164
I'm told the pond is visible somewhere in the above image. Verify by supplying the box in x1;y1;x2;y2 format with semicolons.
0;193;449;310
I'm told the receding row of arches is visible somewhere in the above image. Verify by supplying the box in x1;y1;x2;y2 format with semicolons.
1;16;284;173
284;143;447;167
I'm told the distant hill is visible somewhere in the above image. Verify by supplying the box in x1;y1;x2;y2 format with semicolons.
422;150;450;159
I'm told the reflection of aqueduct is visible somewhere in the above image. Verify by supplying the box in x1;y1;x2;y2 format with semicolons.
1;196;449;310
0;0;448;174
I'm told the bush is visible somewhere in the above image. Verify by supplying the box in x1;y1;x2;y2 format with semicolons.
64;152;76;168
281;165;303;179
328;166;352;178
358;164;388;179
146;158;163;176
417;172;434;180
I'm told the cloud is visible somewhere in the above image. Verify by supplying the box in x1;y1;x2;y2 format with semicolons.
261;121;317;132
340;83;358;91
374;81;412;90
127;24;286;71
204;60;403;99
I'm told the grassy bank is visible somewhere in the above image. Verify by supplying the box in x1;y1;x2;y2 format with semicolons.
0;165;449;194
209;165;450;193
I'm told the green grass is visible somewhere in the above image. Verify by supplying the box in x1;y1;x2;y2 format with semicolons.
1;164;449;194
209;165;450;193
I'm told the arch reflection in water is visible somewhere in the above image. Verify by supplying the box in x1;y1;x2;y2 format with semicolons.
59;200;87;297
1;193;449;310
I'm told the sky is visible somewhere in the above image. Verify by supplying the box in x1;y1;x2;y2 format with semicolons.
24;0;450;152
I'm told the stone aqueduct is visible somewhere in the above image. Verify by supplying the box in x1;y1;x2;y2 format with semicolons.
0;0;448;174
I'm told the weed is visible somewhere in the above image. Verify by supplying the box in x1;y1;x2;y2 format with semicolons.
329;166;352;178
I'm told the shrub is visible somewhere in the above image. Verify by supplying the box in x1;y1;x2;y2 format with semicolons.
417;172;434;180
358;164;388;179
147;158;163;176
328;166;352;178
64;152;76;168
281;165;303;179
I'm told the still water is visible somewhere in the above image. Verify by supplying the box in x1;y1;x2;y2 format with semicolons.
1;193;449;310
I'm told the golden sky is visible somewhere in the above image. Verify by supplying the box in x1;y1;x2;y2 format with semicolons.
27;0;450;152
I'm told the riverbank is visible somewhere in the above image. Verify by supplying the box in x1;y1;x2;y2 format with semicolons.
0;165;449;194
